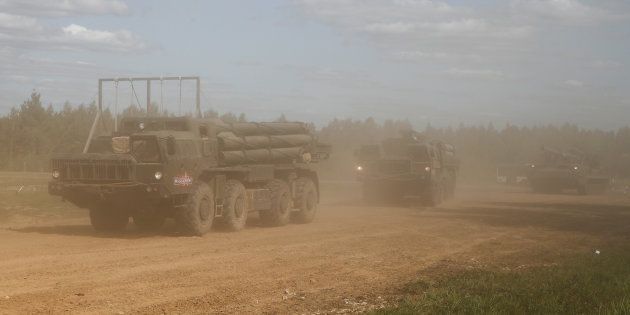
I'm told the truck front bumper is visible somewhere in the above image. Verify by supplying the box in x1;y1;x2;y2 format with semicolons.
529;174;580;189
49;181;167;208
361;175;432;198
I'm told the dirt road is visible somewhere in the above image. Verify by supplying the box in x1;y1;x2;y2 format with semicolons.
1;181;629;314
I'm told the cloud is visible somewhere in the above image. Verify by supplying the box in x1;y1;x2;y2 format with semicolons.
295;0;532;38
564;79;585;87
590;59;622;69
0;0;128;17
424;18;487;35
445;68;505;80
278;64;384;89
363;22;415;34
511;0;616;23
293;0;534;67
0;1;145;53
0;12;42;33
392;50;486;63
59;24;146;51
0;20;147;52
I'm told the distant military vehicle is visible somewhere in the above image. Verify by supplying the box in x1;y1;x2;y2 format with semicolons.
49;77;330;235
496;164;529;185
528;147;609;195
355;131;459;206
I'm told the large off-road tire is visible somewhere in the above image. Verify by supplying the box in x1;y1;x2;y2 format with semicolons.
291;177;318;224
89;204;128;232
176;182;215;236
133;208;166;232
260;179;292;227
218;180;248;231
424;182;443;207
577;184;588;195
531;182;543;193
447;174;457;198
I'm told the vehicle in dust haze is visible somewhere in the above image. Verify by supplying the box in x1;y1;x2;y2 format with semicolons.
528;147;609;195
48;77;330;235
354;131;459;206
496;164;529;185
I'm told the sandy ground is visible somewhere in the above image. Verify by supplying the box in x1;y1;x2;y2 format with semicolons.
1;181;629;314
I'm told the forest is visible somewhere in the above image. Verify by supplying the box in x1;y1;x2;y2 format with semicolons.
2;93;630;181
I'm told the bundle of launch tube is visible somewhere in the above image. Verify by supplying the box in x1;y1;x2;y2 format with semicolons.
216;122;316;165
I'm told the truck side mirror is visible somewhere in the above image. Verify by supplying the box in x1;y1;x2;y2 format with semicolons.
166;137;176;155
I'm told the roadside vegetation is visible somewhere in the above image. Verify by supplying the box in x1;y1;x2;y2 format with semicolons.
0;190;82;223
376;248;630;314
0;172;82;223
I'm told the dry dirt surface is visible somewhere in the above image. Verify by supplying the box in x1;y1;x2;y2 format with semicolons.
1;181;630;314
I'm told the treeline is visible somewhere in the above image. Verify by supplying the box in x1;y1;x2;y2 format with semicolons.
2;93;630;181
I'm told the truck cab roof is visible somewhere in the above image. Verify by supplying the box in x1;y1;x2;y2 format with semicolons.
119;116;221;139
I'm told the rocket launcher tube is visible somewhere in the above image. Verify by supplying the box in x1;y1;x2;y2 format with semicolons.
220;147;305;165
218;133;314;151
216;122;310;136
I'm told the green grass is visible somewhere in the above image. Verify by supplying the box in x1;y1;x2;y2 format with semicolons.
376;249;630;315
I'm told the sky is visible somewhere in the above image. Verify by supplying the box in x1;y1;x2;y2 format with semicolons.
0;0;629;129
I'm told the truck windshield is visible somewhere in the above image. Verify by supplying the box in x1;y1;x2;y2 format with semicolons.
131;138;161;163
408;146;429;162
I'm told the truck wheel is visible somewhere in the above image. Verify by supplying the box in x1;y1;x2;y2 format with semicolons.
176;182;215;236
219;180;248;231
448;182;456;198
292;177;318;224
531;183;542;193
362;181;381;203
133;209;166;232
260;179;291;226
425;183;443;207
89;205;128;232
577;184;588;195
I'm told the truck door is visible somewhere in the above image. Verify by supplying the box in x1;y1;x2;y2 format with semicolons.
164;137;199;194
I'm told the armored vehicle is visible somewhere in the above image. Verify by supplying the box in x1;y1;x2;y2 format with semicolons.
355;131;459;206
528;147;609;195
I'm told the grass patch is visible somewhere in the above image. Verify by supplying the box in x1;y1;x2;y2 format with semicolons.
0;172;49;186
0;191;82;222
377;248;630;314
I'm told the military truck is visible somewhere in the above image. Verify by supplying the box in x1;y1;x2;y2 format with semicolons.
49;116;330;235
355;131;459;206
528;147;609;195
48;76;330;235
496;164;529;185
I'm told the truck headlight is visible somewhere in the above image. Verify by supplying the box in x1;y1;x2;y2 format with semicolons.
154;171;163;180
424;166;431;172
52;170;60;179
573;165;579;171
356;165;363;171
